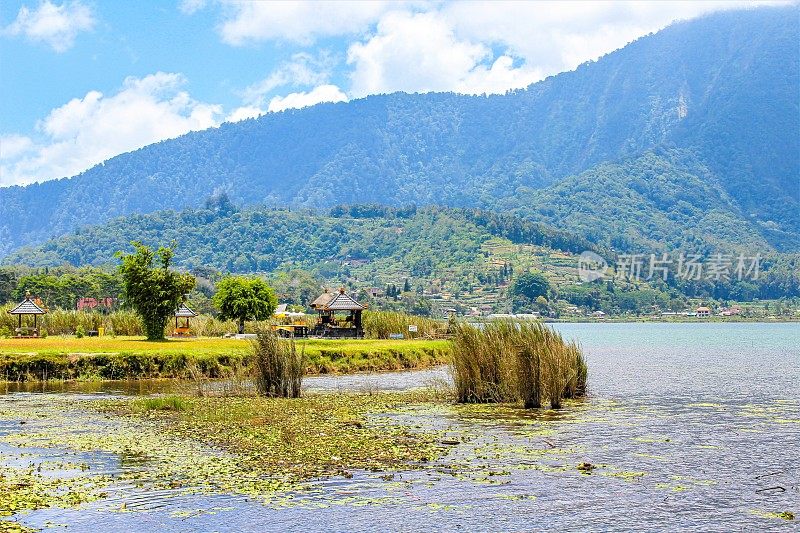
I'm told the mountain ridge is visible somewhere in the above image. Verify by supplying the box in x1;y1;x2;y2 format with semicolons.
1;6;797;256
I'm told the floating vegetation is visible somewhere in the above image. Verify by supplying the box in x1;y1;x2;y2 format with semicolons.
0;464;109;517
133;395;188;412
118;392;447;480
451;320;587;408
748;509;795;521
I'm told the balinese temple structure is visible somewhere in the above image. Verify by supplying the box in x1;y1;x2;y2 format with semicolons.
310;288;366;338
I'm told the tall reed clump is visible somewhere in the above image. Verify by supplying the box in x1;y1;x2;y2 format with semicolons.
363;311;448;339
251;329;305;398
451;320;587;409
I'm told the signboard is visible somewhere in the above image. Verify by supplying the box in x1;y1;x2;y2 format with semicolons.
408;325;418;333
389;333;405;339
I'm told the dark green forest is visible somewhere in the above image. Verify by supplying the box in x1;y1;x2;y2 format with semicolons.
0;6;797;258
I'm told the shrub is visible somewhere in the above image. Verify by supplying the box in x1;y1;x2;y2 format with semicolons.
251;329;305;398
75;325;85;338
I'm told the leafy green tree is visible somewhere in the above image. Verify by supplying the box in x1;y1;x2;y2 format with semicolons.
511;271;551;301
118;242;195;340
270;270;322;308
213;276;277;334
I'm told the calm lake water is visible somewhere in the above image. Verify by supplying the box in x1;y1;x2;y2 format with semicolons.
2;322;798;532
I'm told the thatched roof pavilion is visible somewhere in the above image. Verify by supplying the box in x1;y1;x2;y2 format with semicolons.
310;288;366;338
8;293;47;338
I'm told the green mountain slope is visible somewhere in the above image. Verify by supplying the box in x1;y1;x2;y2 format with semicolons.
0;6;797;256
506;150;797;253
2;204;590;272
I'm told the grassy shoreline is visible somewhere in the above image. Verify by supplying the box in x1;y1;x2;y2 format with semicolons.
0;337;451;382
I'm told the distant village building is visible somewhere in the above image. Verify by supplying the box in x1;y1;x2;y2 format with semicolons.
364;287;383;298
77;297;115;312
696;306;712;318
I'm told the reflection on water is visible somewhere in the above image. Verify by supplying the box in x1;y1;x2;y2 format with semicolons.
2;322;798;532
0;366;452;396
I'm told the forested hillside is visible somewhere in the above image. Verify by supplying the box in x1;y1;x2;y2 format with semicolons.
4;202;591;272
0;6;797;256
508;150;796;253
6;203;798;306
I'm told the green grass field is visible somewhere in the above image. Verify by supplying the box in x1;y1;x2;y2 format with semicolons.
0;336;452;382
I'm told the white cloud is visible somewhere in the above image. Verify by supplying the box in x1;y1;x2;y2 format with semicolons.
440;1;776;76
456;55;542;95
346;1;785;96
347;10;483;95
240;52;336;108
267;85;348;113
179;0;207;15
0;135;35;161
225;105;263;123
0;72;222;186
5;0;95;52
347;10;538;96
217;0;395;45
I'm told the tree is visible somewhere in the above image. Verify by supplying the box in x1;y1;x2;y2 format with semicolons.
118;242;195;340
511;271;551;301
213;276;277;334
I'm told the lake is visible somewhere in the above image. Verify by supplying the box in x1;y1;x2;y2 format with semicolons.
2;322;798;531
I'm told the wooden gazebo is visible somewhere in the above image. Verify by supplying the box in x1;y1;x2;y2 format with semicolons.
310;288;366;338
173;303;197;337
8;293;47;338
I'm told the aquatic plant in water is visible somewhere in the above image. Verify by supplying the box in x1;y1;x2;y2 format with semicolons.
451;320;587;408
251;330;304;398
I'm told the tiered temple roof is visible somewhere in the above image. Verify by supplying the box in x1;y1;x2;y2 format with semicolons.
175;303;198;318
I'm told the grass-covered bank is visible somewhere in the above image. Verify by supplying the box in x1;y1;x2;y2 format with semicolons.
0;337;451;382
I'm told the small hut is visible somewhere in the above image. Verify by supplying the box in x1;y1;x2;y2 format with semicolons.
173;303;198;337
311;288;366;338
8;293;47;338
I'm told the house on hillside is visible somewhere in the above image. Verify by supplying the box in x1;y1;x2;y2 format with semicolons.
696;306;712;318
364;287;383;298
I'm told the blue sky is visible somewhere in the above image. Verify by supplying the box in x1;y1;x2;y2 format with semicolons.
0;0;784;187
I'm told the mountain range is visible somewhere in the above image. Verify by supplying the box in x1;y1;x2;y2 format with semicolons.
1;6;797;259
